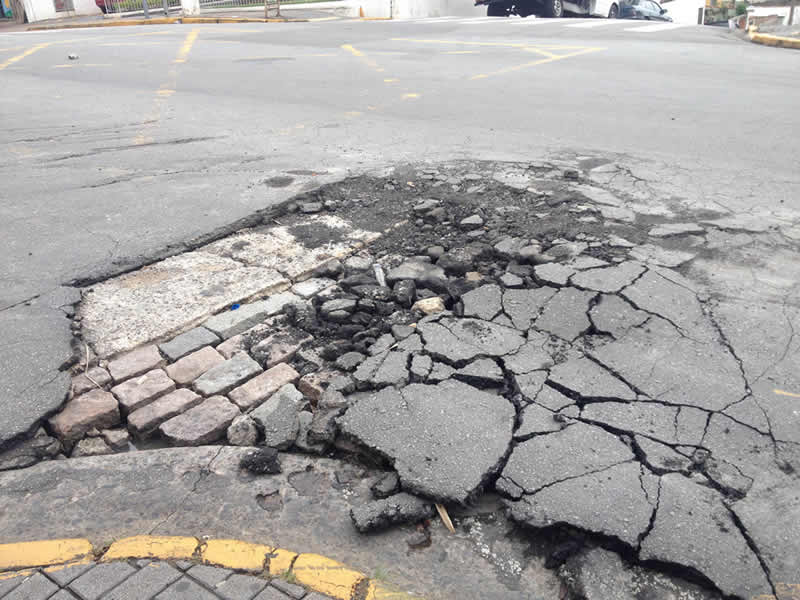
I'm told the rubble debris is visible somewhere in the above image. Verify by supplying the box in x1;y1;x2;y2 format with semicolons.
350;493;434;533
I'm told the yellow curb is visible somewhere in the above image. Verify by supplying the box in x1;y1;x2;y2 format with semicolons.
0;539;93;571
103;535;199;561
201;539;272;571
267;547;297;576
0;537;421;599
28;17;179;30
749;31;800;49
292;553;365;600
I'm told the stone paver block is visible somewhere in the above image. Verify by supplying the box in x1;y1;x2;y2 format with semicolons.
166;346;225;386
101;428;130;450
3;572;58;600
46;561;96;586
186;565;232;588
71;437;113;457
69;561;137;600
291;278;336;299
48;590;82;600
104;562;182;600
251;384;302;450
227;414;259;446
155;576;218;600
268;579;307;599
216;334;245;359
48;389;120;443
159;327;220;362
297;372;336;404
108;345;164;382
0;574;24;597
72;367;112;397
159;396;240;446
111;369;176;414
204;292;302;340
128;389;203;437
229;363;300;411
251;329;312;370
193;353;263;397
215;573;267;600
254;587;294;600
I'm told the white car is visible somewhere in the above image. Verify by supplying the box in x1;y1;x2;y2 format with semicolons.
479;0;619;18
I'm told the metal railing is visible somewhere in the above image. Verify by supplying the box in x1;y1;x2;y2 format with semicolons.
99;0;180;14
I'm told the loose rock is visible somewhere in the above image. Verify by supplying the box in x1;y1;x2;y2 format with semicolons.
350;493;435;533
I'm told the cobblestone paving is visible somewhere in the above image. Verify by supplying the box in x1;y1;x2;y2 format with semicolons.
0;560;331;600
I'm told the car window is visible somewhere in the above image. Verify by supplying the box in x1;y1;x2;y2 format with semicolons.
651;1;662;11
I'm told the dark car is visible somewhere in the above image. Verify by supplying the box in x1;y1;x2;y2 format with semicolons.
619;0;673;20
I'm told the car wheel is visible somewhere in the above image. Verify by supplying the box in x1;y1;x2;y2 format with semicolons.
487;3;508;16
543;0;563;17
608;3;618;17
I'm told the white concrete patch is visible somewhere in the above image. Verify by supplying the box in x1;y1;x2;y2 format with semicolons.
79;215;381;358
80;253;289;358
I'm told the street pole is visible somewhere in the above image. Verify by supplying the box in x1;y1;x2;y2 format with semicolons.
789;0;796;25
142;0;150;17
162;0;168;15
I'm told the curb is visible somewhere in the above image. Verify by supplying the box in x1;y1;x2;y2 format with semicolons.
27;16;307;30
0;536;419;600
748;30;800;49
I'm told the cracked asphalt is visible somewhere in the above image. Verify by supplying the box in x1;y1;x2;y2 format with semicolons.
1;13;799;600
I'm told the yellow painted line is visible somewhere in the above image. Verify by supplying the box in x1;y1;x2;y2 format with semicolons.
524;46;558;59
392;37;527;48
365;580;418;599
292;553;365;600
0;539;93;570
471;46;604;79
345;110;363;117
342;43;365;57
749;31;800;49
383;78;398;82
774;389;800;398
0;569;36;581
44;559;94;575
402;93;420;99
0;42;50;71
103;536;198;561
201;539;272;571
174;28;199;64
267;548;297;576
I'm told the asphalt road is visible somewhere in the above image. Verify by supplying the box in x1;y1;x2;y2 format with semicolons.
1;15;799;308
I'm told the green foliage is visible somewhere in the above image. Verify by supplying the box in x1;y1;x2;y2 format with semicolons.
735;1;748;15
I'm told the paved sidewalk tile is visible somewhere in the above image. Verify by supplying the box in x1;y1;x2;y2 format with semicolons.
214;573;267;600
69;562;137;600
104;562;182;600
155;576;218;599
0;574;24;596
50;590;81;600
4;572;58;600
269;579;307;599
254;587;291;600
185;564;232;587
46;562;96;587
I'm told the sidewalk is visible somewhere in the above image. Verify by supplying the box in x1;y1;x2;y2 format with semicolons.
0;535;407;600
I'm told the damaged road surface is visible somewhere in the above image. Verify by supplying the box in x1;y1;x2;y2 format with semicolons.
2;160;799;600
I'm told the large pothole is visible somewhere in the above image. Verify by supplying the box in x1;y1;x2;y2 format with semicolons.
5;160;800;600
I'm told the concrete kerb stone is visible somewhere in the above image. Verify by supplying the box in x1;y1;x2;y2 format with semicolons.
0;536;419;600
748;30;800;50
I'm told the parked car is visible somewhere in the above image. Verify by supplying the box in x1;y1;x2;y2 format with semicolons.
618;0;673;20
478;0;617;18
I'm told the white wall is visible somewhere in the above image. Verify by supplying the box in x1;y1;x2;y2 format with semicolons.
22;0;101;22
392;0;485;17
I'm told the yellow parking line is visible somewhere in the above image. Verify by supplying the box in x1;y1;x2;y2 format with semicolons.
174;28;199;63
471;46;604;79
774;389;800;398
524;47;558;59
341;43;385;73
0;42;50;71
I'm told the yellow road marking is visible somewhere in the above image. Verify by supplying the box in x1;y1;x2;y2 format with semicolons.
0;539;93;570
471;46;604;79
292;553;365;600
383;78;398;82
308;16;341;21
341;43;364;57
341;43;385;73
774;389;800;398
103;536;198;561
174;28;199;64
345;111;363;117
0;42;50;71
392;37;528;48
525;46;558;59
202;539;272;571
402;93;420;99
267;548;297;576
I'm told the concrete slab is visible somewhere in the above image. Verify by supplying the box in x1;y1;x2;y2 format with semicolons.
79;252;289;358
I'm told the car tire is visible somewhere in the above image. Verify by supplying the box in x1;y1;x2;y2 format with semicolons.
608;3;618;17
543;0;563;17
487;3;508;16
